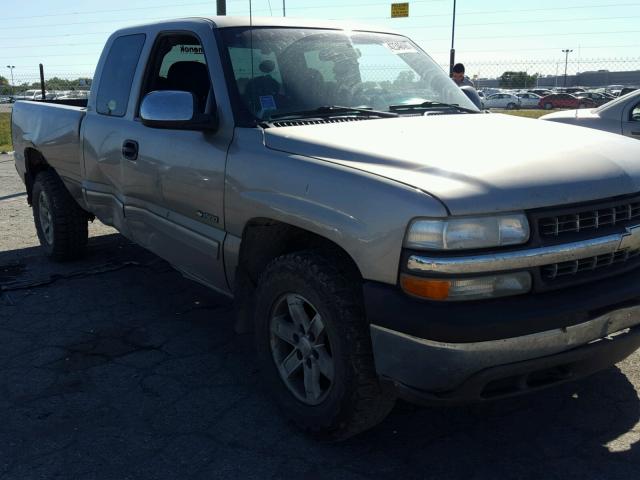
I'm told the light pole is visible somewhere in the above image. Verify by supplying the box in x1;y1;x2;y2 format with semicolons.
5;65;14;97
283;0;286;16
449;0;457;75
562;49;573;87
216;0;226;15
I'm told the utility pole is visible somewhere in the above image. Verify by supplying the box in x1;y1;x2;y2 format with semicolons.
562;49;573;87
216;0;226;15
449;0;457;75
283;0;286;16
5;65;14;97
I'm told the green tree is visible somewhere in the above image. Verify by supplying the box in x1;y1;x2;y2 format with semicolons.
0;75;7;85
499;71;538;89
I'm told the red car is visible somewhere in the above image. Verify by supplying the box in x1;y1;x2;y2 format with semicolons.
539;93;596;110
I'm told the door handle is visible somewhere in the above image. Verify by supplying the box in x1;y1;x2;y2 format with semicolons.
122;139;139;161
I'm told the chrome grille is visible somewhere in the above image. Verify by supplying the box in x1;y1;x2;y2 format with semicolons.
539;201;640;237
541;249;640;280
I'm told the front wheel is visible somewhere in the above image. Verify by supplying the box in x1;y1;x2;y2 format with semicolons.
254;251;395;440
544;102;553;110
506;102;516;110
32;170;88;260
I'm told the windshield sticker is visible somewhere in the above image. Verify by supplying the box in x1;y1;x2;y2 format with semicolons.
383;41;417;54
260;95;277;111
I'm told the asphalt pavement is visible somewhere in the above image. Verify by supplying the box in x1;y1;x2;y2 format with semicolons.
1;154;639;479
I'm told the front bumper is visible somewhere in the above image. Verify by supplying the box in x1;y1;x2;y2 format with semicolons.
382;323;640;405
365;276;640;402
371;305;640;403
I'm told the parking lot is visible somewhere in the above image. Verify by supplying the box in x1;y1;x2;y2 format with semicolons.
1;153;639;479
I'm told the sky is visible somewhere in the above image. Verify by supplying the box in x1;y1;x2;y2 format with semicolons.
1;0;638;82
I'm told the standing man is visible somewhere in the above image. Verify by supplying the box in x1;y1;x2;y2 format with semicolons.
451;63;475;88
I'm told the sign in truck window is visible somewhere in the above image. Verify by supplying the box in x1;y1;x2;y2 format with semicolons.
159;44;206;78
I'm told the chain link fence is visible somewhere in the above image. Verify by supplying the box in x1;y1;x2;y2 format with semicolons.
1;56;639;115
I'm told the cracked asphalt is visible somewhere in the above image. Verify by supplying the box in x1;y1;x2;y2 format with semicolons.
1;154;640;479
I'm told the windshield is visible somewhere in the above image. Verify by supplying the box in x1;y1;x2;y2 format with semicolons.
219;27;479;122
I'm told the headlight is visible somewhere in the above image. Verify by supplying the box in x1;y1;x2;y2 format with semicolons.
405;213;529;250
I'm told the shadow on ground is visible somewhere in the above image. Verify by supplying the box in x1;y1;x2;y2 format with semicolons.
0;234;638;479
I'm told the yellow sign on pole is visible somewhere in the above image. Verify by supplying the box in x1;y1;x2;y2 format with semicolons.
391;2;409;18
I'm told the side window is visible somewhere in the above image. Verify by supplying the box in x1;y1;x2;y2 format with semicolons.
632;103;640;122
96;34;145;117
140;34;212;114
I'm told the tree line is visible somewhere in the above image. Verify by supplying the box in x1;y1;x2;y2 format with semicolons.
0;76;92;95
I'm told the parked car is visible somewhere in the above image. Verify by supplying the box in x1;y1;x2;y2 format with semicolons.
539;93;595;110
528;89;552;97
11;16;640;440
0;95;12;104
484;92;521;109
620;87;638;97
13;89;54;101
516;92;542;108
575;92;611;107
540;88;640;139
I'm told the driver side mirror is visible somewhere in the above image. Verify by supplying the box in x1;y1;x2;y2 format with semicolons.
460;86;483;110
140;90;218;131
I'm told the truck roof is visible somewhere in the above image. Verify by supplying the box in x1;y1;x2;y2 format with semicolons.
118;15;398;35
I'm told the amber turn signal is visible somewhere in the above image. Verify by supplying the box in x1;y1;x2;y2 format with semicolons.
400;274;450;300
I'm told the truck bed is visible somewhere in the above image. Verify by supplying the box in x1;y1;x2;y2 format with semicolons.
12;100;86;189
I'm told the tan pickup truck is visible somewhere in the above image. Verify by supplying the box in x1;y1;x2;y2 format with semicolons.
12;16;640;439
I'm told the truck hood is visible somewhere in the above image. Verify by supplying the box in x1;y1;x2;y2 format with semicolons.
540;108;599;122
264;113;640;215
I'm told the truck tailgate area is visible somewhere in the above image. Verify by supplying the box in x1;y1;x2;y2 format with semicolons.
11;101;86;184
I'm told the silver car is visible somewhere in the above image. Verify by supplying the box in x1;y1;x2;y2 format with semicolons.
540;89;640;139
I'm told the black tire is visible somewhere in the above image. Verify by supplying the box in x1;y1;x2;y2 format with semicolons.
254;251;395;440
32;169;88;260
544;102;553;110
506;102;516;110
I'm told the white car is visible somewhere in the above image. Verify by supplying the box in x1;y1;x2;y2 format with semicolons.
13;89;53;101
540;89;640;139
484;93;521;109
516;92;542;108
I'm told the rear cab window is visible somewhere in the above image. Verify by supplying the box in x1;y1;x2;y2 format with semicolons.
96;34;146;116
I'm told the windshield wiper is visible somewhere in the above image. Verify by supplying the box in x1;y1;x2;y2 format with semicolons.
269;105;398;120
388;101;478;114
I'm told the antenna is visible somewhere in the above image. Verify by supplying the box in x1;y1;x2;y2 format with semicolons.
249;0;255;116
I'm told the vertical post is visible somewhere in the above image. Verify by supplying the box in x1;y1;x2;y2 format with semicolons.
5;66;14;97
283;0;286;16
449;0;457;75
39;63;46;101
562;49;572;87
217;0;226;15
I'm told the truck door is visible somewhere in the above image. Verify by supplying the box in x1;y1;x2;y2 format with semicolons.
120;30;232;294
82;33;146;234
83;26;234;294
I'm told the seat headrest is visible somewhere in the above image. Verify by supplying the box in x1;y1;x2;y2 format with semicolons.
167;61;210;100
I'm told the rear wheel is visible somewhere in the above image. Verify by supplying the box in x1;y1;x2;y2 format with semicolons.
544;102;553;110
254;251;395;440
506;102;516;110
32;170;88;260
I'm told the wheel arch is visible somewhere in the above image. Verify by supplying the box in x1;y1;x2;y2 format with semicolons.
23;148;51;205
231;217;363;334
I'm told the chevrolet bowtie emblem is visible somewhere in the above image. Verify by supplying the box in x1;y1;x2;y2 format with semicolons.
619;225;640;251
